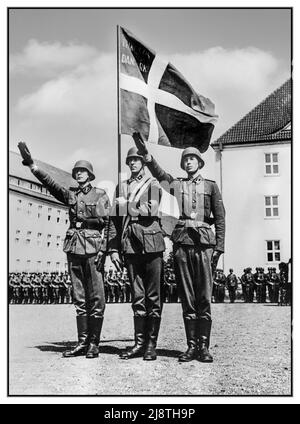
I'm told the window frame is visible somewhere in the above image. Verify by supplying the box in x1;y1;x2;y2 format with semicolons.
264;152;280;176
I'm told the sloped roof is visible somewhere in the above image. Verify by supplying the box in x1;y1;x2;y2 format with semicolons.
213;78;291;146
9;150;74;187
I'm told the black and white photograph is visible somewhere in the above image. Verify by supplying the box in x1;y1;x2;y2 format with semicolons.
7;5;292;399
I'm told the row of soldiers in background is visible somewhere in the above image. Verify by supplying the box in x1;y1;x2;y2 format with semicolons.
8;262;291;306
9;272;73;305
8;269;179;305
212;263;291;305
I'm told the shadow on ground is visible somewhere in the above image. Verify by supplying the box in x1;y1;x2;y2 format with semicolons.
33;341;182;358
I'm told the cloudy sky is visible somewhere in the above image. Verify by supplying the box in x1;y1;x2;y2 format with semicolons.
9;7;291;183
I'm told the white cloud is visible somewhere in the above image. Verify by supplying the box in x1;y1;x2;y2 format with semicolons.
10;39;99;77
169;47;290;139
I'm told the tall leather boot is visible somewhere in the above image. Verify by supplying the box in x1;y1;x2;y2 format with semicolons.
119;316;146;359
143;317;161;361
178;319;198;362
86;317;103;359
63;315;89;358
198;318;213;363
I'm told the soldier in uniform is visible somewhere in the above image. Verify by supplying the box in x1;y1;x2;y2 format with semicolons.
18;142;110;359
117;271;127;303
31;273;42;304
214;269;226;303
226;268;238;303
107;269;117;303
266;267;280;303
240;268;254;303
51;272;60;304
108;146;165;361
253;267;266;303
40;273;50;304
132;132;225;363
20;273;31;304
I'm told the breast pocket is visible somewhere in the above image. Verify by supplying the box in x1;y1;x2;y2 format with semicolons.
85;230;102;254
63;229;76;253
85;203;97;217
143;228;165;253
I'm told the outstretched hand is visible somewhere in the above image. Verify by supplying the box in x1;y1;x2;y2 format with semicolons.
132;132;148;156
111;252;123;272
17;142;34;166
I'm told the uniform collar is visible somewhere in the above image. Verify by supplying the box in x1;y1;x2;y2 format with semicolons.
128;170;145;184
76;183;92;194
187;171;203;182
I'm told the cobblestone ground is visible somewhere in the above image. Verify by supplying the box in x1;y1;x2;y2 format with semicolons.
9;303;291;396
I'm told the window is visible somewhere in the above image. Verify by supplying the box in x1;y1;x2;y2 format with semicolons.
56;262;60;270
17;199;22;211
38;205;42;210
57;217;60;223
266;240;281;262
16;230;20;234
15;238;19;243
37;233;42;238
25;239;31;245
265;153;279;175
48;208;52;213
48;216;51;221
27;231;32;236
47;261;51;268
265;196;279;218
47;234;51;239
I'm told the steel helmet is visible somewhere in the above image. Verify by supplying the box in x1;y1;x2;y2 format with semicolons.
180;147;205;170
126;147;145;165
72;160;95;181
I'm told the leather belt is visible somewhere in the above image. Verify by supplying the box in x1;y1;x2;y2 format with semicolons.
129;216;159;223
71;221;99;230
178;218;210;228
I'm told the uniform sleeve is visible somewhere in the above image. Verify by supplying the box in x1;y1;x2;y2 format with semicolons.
106;187;122;253
98;192;111;252
211;182;226;252
31;167;69;205
146;157;175;184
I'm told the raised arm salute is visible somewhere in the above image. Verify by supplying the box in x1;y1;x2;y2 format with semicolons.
18;142;110;359
132;132;225;363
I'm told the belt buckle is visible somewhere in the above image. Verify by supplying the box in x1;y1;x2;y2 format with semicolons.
75;222;82;229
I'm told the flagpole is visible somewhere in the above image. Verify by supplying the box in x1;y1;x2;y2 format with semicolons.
117;25;121;191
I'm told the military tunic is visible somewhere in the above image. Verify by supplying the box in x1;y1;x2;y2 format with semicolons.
146;157;225;322
31;167;110;318
108;172;165;318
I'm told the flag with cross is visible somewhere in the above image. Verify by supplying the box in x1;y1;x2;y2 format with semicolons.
118;26;218;153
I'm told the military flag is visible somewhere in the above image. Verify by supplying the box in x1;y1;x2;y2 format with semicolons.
118;26;218;153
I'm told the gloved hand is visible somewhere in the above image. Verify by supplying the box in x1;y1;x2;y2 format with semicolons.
132;132;148;156
212;250;222;271
95;251;105;272
17;142;34;166
111;252;123;272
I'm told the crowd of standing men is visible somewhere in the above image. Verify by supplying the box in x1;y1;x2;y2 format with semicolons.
211;263;291;305
9;261;291;306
